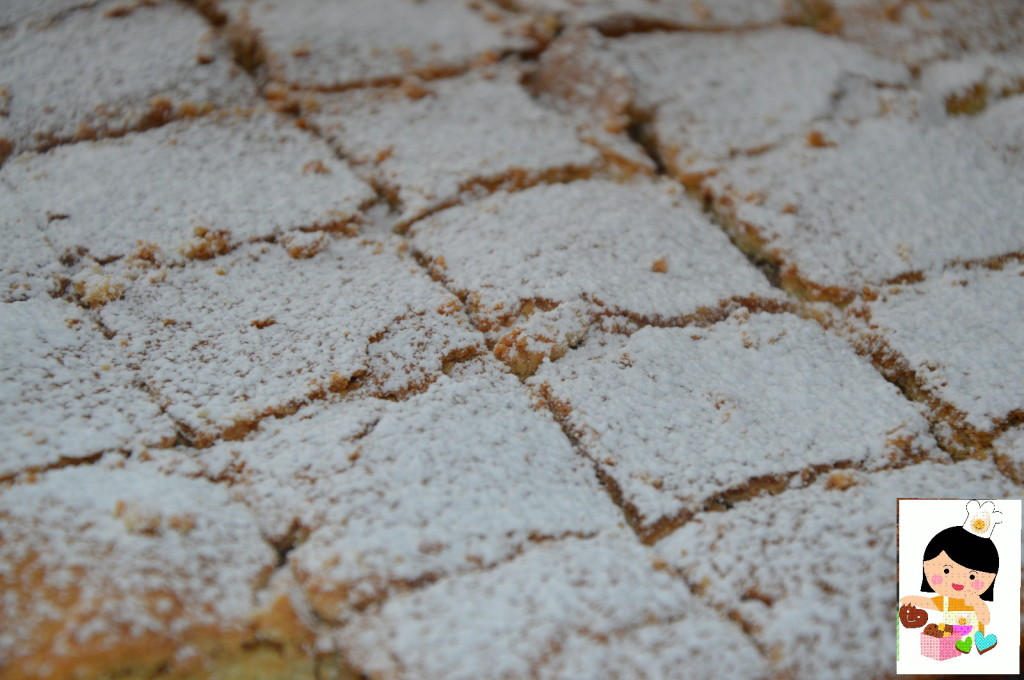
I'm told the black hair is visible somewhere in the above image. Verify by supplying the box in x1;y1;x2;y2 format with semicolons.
920;526;999;601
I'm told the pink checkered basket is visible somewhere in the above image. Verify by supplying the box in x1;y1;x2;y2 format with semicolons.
920;631;963;661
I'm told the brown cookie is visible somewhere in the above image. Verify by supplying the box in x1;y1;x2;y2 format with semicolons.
900;603;929;629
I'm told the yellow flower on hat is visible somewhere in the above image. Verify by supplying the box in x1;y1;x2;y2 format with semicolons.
963;500;1003;539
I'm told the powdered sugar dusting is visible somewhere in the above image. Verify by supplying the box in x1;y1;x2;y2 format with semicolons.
704;116;1024;297
411;180;781;374
605;28;907;177
529;311;938;536
221;0;531;89
306;67;601;228
654;460;1018;680
0;0;256;157
0;463;277;673
0;185;65;301
0;0;96;28
498;0;792;29
537;615;766;680
278;372;619;619
97;238;484;445
974;94;1024;167
845;262;1024;434
842;0;1024;68
0;298;176;479
3;111;375;266
334;530;765;680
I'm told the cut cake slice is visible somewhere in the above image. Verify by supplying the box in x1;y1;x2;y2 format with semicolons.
97;238;484;446
219;0;533;90
654;459;1019;679
531;26;907;185
328;530;768;680
0;0;255;162
0;297;176;480
2;111;375;272
410;179;783;376
0;462;315;680
529;310;939;541
304;67;602;231
843;261;1024;456
281;371;619;620
702;115;1024;302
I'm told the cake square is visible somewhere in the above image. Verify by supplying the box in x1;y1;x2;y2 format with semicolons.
653;460;1018;679
841;0;1024;68
536;615;768;680
529;310;939;541
2;111;376;270
842;261;1024;456
532;27;906;185
97;237;484;447
329;530;768;680
197;369;620;620
0;185;65;302
0;297;177;480
219;0;532;90
304;67;602;230
0;0;97;28
410;179;784;376
494;0;815;34
0;0;255;161
703;115;1024;302
0;461;314;679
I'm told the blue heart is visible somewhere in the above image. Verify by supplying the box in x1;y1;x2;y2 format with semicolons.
974;631;997;654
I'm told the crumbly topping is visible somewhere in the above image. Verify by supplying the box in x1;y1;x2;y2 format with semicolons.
704;115;1024;298
0;298;176;479
0;0;256;156
2;111;375;266
219;0;531;89
920;53;1024;116
305;67;600;228
411;180;781;374
97;238;484;446
529;311;938;538
333;530;766;680
0;463;278;674
654;460;1018;679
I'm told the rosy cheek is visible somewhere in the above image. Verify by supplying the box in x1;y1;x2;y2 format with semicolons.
930;575;944;586
972;580;986;591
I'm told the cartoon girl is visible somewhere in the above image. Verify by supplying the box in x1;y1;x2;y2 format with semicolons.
900;500;1003;654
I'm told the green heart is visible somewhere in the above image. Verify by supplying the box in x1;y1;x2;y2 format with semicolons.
955;637;973;654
